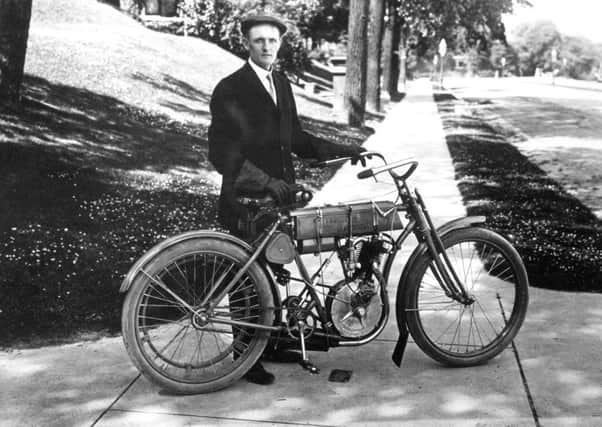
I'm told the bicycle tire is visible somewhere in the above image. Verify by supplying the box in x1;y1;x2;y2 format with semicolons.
400;227;528;366
122;237;274;394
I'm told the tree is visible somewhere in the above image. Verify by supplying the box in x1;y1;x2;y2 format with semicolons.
509;20;561;76
560;36;601;80
366;0;385;112
299;0;348;44
344;0;369;127
390;0;530;84
490;39;509;73
0;0;33;105
381;1;397;97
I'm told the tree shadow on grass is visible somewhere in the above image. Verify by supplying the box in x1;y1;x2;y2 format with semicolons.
434;93;602;292
130;72;212;120
2;74;212;172
0;75;221;346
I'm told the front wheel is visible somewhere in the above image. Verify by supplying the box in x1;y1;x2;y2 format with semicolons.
400;227;528;367
122;237;274;394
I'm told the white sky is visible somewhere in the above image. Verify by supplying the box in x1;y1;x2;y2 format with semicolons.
503;0;602;43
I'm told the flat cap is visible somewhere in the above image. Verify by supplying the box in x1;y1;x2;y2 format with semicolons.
241;14;287;36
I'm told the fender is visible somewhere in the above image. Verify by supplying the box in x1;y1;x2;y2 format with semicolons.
119;230;281;312
383;215;486;290
388;215;485;366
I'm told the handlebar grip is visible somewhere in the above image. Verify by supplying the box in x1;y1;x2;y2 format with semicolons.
298;190;313;203
313;157;350;168
398;162;418;180
357;169;374;180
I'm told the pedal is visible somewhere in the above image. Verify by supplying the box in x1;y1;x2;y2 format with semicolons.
298;321;319;374
300;359;320;374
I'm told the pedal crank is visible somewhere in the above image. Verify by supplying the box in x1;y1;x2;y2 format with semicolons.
298;322;319;374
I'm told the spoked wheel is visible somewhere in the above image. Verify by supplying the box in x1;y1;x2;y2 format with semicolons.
400;227;529;366
122;238;274;394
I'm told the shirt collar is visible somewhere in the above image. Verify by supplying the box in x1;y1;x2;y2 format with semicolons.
248;58;272;80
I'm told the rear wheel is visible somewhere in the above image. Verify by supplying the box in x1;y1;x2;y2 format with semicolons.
122;238;274;394
401;227;528;366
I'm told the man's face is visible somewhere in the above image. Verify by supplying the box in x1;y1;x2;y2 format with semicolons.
244;24;282;70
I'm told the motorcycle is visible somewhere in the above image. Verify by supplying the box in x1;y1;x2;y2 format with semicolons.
119;151;529;394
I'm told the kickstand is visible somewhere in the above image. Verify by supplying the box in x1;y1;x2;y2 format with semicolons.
300;359;319;374
298;322;319;374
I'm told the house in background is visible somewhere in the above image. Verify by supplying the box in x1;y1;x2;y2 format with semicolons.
118;0;179;17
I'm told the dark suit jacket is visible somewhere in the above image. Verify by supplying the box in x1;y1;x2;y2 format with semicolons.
209;63;351;230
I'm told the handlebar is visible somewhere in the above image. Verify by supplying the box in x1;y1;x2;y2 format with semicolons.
312;151;384;168
313;150;418;182
357;159;418;181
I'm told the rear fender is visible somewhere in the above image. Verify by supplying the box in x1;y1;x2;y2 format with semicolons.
119;230;281;311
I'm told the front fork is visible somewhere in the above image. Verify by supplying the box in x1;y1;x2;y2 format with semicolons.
412;189;474;305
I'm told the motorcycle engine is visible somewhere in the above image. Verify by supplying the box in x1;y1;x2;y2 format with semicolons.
327;237;388;339
328;278;383;338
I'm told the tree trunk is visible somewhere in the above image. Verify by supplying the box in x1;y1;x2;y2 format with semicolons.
0;0;32;105
381;7;394;101
365;0;385;112
388;15;401;97
398;29;407;92
344;0;369;127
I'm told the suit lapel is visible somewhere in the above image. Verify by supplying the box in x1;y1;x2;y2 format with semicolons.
241;63;278;114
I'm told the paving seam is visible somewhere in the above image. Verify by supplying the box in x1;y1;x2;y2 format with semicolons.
105;408;336;427
90;373;141;427
509;340;541;427
449;88;540;427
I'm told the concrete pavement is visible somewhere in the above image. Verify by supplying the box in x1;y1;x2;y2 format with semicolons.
2;79;601;427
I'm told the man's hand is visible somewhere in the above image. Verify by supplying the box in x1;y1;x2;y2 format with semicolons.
344;145;368;167
266;178;295;204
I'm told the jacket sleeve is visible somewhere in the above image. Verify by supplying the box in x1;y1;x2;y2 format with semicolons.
208;82;271;194
287;82;361;161
208;82;243;179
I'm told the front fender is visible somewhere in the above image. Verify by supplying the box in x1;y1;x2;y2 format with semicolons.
120;230;257;293
389;215;485;366
383;215;486;289
435;215;486;236
396;215;486;293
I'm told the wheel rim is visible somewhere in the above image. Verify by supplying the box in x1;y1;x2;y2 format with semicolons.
134;251;265;384
411;238;520;358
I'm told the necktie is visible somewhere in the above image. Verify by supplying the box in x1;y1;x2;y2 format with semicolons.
266;73;277;106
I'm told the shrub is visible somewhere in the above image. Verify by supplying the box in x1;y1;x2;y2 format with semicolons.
176;0;310;74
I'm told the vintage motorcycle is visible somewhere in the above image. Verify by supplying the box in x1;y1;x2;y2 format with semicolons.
119;152;529;394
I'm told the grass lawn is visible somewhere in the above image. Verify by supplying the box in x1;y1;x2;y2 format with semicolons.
0;1;372;347
434;92;602;292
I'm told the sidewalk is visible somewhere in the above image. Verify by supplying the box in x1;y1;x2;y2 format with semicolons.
2;79;601;427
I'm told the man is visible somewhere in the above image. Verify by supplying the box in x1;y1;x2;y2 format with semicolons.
208;13;364;385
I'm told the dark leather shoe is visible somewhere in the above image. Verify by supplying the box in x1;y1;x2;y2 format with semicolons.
263;349;303;363
243;362;275;385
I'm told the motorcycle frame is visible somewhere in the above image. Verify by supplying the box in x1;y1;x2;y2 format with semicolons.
203;162;475;347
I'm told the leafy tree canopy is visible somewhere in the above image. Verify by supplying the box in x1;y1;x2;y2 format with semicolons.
396;0;530;54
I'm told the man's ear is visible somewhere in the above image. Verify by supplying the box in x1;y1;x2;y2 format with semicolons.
242;36;249;50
